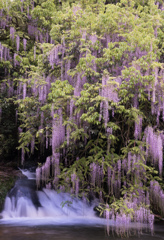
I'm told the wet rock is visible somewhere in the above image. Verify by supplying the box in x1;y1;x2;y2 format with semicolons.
8;178;42;209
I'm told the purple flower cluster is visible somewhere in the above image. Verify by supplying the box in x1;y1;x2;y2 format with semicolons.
0;43;11;61
150;180;164;216
145;126;163;176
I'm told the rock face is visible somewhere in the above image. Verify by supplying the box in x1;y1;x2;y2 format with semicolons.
2;166;42;210
0;166;21;179
0;166;27;212
8;178;42;209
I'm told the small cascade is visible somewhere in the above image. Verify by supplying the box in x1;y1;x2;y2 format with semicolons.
1;169;106;226
0;169;150;234
18;168;36;179
2;189;97;220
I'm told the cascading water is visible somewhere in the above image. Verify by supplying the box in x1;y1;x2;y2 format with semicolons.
0;169;108;226
0;170;161;240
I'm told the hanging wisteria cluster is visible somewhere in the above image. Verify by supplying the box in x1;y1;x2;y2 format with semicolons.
150;180;164;217
105;203;154;236
144;126;163;177
0;43;11;61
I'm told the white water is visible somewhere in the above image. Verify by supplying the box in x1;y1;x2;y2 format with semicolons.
2;189;104;222
18;168;36;179
1;169;109;226
0;170;163;240
0;169;150;232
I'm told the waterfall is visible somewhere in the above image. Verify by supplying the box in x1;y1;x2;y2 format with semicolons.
0;169;152;237
0;169;108;226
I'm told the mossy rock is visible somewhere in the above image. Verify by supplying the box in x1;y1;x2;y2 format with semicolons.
0;166;22;212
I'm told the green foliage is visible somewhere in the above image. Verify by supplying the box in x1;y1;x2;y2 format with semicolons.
0;176;15;211
60;200;72;208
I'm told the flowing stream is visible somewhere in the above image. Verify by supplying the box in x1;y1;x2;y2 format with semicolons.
0;169;164;240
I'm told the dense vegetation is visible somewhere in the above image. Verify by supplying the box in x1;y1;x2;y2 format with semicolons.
1;0;164;233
